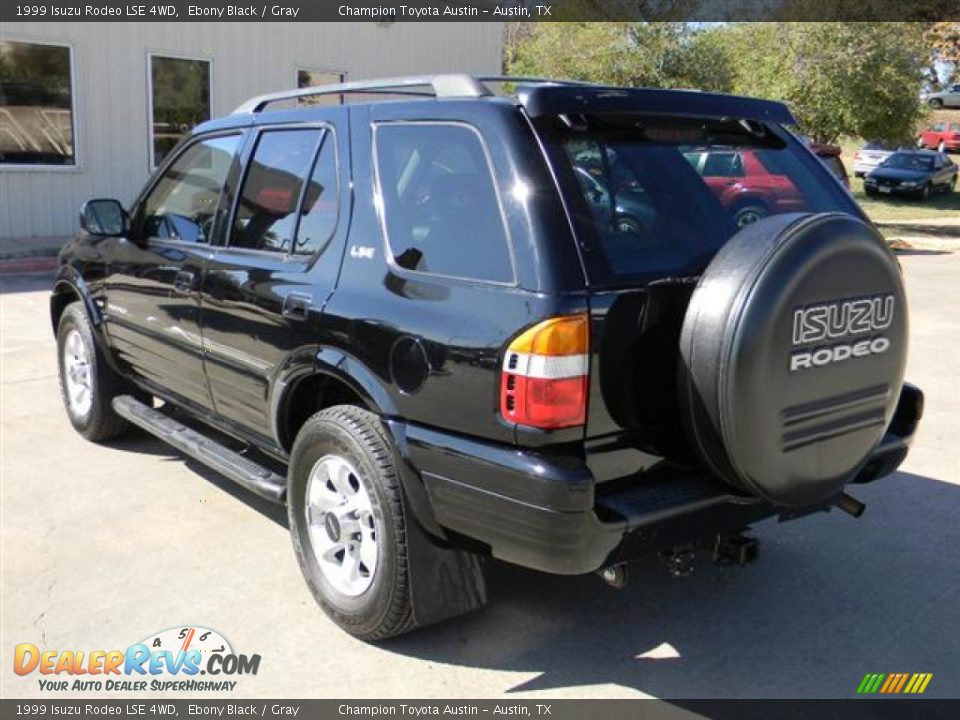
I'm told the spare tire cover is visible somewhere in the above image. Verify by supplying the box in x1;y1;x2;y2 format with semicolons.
679;212;907;507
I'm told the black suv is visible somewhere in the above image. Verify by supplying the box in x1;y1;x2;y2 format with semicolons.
52;75;922;640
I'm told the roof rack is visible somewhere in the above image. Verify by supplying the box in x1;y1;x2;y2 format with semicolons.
232;74;596;114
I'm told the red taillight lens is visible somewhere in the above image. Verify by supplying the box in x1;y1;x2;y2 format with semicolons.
499;315;589;430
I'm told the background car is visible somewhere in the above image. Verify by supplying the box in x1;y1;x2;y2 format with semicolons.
864;150;957;200
809;142;849;188
685;148;805;227
918;121;960;153
926;83;960;109
852;142;898;178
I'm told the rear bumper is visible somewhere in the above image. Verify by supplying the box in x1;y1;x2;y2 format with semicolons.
395;383;923;576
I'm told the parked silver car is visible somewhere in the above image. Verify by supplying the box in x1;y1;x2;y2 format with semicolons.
927;84;960;109
853;143;897;178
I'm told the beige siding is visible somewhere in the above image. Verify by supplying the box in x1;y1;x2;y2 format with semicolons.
0;22;503;241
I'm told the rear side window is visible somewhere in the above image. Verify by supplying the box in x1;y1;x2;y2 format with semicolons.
231;128;322;253
374;123;513;283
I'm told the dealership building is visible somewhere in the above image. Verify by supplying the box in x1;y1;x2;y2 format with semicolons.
0;22;503;246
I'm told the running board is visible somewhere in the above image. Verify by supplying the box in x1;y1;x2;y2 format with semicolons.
112;395;286;503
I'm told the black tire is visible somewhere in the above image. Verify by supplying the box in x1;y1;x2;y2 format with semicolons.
919;183;931;201
287;405;415;641
864;187;878;197
732;201;769;228
56;302;130;442
929;98;943;109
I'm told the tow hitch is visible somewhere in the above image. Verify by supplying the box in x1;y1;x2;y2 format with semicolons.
659;545;696;577
712;531;759;566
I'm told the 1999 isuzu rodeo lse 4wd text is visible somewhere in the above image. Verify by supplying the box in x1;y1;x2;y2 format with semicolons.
52;75;923;639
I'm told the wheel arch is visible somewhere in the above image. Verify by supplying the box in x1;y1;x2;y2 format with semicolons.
274;352;445;539
50;271;103;337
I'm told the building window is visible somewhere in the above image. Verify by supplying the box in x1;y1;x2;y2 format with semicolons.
296;69;345;106
0;40;76;166
150;54;211;167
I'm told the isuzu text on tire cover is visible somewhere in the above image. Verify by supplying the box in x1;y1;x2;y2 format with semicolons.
52;75;923;639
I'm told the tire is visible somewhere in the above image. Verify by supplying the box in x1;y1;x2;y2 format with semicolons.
929;98;943;109
950;178;957;194
56;301;131;442
732;202;769;228
864;187;878;197
919;183;931;201
287;405;415;641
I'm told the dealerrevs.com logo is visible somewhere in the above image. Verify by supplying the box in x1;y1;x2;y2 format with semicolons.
13;626;260;692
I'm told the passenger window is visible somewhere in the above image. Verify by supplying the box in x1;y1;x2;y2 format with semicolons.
702;152;744;177
292;133;338;256
374;123;513;283
140;134;240;243
231;129;322;252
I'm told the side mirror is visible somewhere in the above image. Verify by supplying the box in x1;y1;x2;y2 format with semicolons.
80;199;129;237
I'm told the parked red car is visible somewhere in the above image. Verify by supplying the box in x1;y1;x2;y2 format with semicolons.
685;148;805;227
918;122;960;153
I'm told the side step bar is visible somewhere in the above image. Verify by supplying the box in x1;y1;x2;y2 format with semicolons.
112;395;286;503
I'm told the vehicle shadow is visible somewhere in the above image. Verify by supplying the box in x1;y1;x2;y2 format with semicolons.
105;428;288;528
379;471;960;699
102;426;960;697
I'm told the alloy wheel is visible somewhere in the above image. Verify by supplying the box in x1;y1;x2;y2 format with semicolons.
304;454;379;596
63;329;93;418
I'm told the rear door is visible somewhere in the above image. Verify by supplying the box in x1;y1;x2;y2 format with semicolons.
530;110;866;481
104;132;242;410
198;115;349;447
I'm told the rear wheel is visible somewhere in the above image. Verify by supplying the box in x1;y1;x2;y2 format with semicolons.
929;98;944;109
919;183;931;201
732;202;769;228
938;140;947;153
287;405;415;641
56;302;130;441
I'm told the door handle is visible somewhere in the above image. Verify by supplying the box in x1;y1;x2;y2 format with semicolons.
174;269;197;294
282;293;312;321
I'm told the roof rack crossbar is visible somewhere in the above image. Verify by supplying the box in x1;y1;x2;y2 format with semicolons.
232;74;493;114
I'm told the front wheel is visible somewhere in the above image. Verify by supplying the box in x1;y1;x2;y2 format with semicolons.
938;141;947;153
56;302;131;441
287;405;415;640
929;98;944;109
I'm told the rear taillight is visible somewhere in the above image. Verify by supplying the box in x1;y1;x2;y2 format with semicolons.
500;315;589;429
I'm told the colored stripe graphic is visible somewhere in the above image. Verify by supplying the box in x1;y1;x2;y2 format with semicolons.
857;672;932;694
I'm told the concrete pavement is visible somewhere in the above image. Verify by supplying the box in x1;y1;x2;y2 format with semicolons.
1;253;958;699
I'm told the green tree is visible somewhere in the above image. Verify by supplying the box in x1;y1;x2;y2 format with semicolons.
506;22;734;92
719;23;928;144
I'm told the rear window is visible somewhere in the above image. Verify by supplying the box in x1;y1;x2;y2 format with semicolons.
551;115;858;285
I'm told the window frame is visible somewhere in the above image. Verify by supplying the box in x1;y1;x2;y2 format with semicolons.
371;120;518;287
132;129;243;249
146;50;214;171
222;122;340;262
0;37;80;172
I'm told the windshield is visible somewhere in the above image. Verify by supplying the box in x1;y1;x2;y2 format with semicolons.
881;154;934;171
549;115;859;285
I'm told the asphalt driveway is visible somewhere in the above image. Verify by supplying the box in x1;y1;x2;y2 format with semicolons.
1;251;958;699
